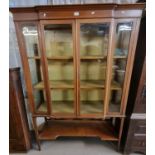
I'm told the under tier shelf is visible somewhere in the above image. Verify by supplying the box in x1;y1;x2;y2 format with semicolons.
33;80;121;90
38;120;119;141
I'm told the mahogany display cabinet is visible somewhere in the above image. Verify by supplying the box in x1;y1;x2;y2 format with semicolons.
10;3;145;150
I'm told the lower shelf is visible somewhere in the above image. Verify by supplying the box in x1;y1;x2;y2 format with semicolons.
38;120;119;141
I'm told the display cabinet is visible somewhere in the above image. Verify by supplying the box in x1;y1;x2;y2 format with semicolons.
10;3;145;150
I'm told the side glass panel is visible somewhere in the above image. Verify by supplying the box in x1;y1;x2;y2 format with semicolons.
80;23;110;115
108;22;133;113
44;24;75;115
22;24;48;113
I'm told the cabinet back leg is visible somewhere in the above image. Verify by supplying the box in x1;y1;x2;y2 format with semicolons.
118;118;125;151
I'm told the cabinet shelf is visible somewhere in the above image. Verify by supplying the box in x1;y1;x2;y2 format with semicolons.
34;80;74;89
38;101;103;114
80;56;127;60
37;101;121;115
113;55;127;59
37;102;74;114
28;56;126;60
28;56;40;59
28;56;73;60
38;120;118;141
47;56;73;60
80;80;105;89
80;56;106;60
80;101;103;114
33;80;121;90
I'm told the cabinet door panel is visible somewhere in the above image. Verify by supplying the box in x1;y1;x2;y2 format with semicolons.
78;19;111;117
20;23;49;114
108;21;134;114
41;20;76;116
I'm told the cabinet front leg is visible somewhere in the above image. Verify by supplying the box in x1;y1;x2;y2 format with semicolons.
32;117;41;151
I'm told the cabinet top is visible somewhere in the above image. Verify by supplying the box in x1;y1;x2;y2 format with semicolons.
10;3;145;21
10;3;145;13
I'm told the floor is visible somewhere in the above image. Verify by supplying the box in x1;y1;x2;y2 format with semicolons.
10;137;141;155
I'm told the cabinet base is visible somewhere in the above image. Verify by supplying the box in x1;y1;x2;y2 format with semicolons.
38;120;119;141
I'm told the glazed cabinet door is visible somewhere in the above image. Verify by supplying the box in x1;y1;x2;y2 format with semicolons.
15;22;50;115
40;20;76;117
77;19;113;118
106;19;138;116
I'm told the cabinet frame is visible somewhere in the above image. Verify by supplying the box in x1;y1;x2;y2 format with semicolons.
14;18;141;118
10;3;145;150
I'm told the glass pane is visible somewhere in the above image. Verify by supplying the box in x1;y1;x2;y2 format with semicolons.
109;22;133;113
51;89;74;114
109;90;122;112
34;90;47;113
44;23;75;115
22;24;47;113
80;23;110;115
44;24;73;57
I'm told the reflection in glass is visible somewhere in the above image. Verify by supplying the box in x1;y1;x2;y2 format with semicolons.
114;23;132;56
109;22;133;113
22;25;40;57
80;23;109;56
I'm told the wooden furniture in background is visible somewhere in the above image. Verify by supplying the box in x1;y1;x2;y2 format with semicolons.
122;12;146;154
10;3;145;151
9;68;31;152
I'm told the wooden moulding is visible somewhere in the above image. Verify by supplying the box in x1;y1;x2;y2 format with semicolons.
38;120;118;141
9;3;145;21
